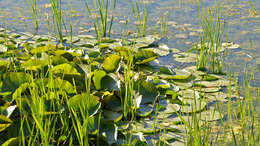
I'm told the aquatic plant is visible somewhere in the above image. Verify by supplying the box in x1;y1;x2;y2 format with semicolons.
196;1;226;74
26;0;38;34
84;0;117;42
131;0;149;37
49;0;65;44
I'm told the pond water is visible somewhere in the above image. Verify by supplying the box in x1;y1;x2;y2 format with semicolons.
0;0;259;145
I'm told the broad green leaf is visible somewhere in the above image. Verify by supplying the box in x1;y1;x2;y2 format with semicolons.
2;137;19;146
68;93;100;116
137;104;153;117
134;49;158;64
103;110;123;122
52;63;79;74
21;59;49;72
93;70;107;90
2;72;31;93
102;54;121;72
135;80;158;104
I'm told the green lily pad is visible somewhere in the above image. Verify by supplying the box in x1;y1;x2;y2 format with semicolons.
51;55;69;65
158;99;180;114
135;80;158;104
52;63;80;76
102;54;121;72
134;49;158;65
137;104;154;117
103;110;123;122
1;72;31;93
198;109;222;122
179;89;200;99
93;70;107;90
68;93;100;116
53;50;74;61
179;98;206;114
152;44;170;56
30;45;52;55
130;120;161;134
201;74;219;81
21;59;49;72
101;73;120;91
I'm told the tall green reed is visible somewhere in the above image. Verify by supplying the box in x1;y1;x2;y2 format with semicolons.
26;0;38;34
84;0;117;42
49;0;64;44
131;0;149;37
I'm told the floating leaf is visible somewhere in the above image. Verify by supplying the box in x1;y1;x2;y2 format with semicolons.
2;72;31;93
134;49;158;65
21;59;49;72
52;63;80;76
93;70;107;90
68;93;100;116
103;110;123;122
137;104;153;117
101;73;120;91
53;50;74;61
179;98;206;113
102;54;121;72
135;80;158;104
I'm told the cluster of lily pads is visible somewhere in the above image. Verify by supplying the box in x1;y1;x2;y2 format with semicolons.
0;28;242;145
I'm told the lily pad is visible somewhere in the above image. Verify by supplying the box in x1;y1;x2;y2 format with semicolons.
103;110;123;122
102;54;121;72
179;98;206;114
21;59;49;72
52;63;80;76
1;72;31;93
101;73;120;91
93;70;107;90
173;52;197;63
68;93;100;116
135;80;158;104
137;104;154;117
134;49;158;65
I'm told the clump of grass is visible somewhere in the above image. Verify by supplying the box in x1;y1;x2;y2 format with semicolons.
196;1;226;74
131;0;149;37
84;0;117;42
49;0;64;44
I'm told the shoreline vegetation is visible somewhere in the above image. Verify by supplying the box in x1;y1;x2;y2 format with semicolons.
0;0;259;145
